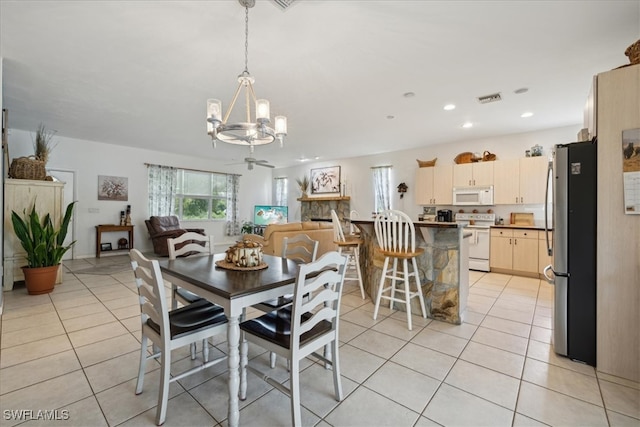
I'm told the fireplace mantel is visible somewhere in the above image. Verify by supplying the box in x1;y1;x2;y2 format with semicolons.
297;196;350;202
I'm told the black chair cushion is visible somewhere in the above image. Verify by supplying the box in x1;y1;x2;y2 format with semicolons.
254;294;293;311
240;308;331;350
147;299;227;339
175;288;203;304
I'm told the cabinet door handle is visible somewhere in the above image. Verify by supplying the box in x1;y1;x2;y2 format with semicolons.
509;238;512;245
469;180;472;186
515;197;518;203
514;239;517;245
520;197;523;203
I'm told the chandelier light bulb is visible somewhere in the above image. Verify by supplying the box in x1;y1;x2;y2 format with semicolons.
256;99;270;121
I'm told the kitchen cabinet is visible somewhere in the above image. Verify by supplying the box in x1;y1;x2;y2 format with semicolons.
415;165;453;205
493;156;548;204
538;230;553;278
490;228;538;276
3;179;65;290
452;161;494;187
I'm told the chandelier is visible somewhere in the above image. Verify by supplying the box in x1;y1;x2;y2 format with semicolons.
207;0;287;153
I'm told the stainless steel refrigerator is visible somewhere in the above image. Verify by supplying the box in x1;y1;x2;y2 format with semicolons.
544;140;597;366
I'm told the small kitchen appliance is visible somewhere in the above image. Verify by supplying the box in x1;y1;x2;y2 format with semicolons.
437;209;453;222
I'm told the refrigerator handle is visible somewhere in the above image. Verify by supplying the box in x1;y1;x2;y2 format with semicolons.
543;264;555;284
544;160;553;256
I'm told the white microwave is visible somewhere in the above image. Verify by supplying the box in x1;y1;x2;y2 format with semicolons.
453;186;494;206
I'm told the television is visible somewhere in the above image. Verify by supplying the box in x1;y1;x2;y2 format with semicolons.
254;205;288;226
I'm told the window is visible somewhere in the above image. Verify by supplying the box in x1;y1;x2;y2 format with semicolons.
274;177;288;207
173;170;228;220
372;166;391;213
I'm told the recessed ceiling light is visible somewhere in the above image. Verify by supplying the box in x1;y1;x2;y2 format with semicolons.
462;122;473;128
314;156;320;160
387;115;395;120
443;104;456;111
521;112;534;118
514;87;529;94
403;92;415;98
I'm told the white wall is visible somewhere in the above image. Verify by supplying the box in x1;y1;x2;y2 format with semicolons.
275;125;580;224
7;130;271;258
6;124;580;259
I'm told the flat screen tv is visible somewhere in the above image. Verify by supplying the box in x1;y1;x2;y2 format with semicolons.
254;205;288;226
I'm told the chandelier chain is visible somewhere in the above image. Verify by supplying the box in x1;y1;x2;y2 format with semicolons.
244;4;249;74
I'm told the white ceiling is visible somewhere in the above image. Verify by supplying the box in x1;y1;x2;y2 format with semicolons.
1;1;638;168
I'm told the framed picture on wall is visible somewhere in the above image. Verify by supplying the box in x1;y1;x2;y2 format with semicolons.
310;166;341;194
98;175;128;201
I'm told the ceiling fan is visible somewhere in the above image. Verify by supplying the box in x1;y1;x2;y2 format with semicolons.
235;157;275;170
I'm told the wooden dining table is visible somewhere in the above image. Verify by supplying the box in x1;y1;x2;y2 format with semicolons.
158;253;299;427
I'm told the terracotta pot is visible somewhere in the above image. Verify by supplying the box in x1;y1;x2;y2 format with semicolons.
21;265;59;295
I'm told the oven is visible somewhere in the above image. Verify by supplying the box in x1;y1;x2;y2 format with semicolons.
455;213;495;272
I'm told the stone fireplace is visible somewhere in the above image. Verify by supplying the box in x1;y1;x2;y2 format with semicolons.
299;196;350;225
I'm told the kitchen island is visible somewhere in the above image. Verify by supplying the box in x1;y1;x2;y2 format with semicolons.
351;220;470;324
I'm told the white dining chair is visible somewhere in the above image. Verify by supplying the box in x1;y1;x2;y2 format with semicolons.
239;251;348;426
167;232;217;361
373;209;427;330
253;233;319;368
129;249;227;426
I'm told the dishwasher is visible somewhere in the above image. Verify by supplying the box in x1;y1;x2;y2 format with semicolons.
455;213;495;272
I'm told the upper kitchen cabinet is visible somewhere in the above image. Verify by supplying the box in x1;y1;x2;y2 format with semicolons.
415;165;453;205
494;156;548;204
453;161;494;187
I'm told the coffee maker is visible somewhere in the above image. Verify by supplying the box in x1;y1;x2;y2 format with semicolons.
437;209;453;222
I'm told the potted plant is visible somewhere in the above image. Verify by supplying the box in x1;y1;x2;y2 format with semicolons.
11;201;76;294
296;176;309;198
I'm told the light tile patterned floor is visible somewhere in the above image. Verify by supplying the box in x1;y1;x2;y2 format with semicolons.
1;254;638;426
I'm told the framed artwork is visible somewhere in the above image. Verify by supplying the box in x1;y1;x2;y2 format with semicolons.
98;175;128;201
310;166;341;194
100;242;112;251
622;128;640;214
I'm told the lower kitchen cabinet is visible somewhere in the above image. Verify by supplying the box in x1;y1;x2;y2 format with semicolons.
490;228;539;277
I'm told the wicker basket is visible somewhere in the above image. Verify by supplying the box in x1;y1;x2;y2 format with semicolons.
454;152;480;164
482;150;497;161
625;39;640;65
9;156;47;180
416;158;437;167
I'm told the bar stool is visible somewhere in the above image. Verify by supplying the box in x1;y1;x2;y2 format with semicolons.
373;209;427;330
331;210;365;299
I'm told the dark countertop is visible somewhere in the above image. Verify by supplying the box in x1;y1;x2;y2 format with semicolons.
491;224;551;231
352;219;459;229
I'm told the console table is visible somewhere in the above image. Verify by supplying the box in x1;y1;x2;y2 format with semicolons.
95;224;134;258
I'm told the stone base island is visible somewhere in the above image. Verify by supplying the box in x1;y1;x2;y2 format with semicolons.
351;220;470;324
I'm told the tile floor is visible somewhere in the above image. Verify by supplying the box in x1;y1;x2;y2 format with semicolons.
1;254;638;426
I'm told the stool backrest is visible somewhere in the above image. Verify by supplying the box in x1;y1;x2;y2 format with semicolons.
374;209;417;253
330;209;346;242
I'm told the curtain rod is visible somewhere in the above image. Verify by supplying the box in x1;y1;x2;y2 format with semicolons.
144;162;241;176
370;165;393;169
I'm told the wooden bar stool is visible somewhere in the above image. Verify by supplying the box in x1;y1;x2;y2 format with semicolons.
373;209;427;330
331;210;365;299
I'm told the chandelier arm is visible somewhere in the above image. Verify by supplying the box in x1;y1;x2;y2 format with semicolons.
223;81;246;124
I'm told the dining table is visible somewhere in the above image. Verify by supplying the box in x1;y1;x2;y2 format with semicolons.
158;253;300;427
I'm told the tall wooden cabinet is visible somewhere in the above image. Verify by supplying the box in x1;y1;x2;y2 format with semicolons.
3;179;65;291
595;64;639;381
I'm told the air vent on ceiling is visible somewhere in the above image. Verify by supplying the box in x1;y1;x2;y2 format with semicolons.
477;92;502;104
270;0;297;11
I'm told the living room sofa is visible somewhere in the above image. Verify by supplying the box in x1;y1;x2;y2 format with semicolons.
243;221;336;257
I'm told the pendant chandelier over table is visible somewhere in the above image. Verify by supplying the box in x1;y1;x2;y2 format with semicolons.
206;0;287;154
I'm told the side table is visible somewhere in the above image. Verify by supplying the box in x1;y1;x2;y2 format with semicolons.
96;224;134;258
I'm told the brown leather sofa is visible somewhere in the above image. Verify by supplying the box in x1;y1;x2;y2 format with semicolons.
243;221;336;257
144;216;205;257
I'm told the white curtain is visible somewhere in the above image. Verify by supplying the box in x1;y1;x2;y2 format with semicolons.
225;174;241;236
274;177;288;206
372;166;391;213
148;165;177;216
